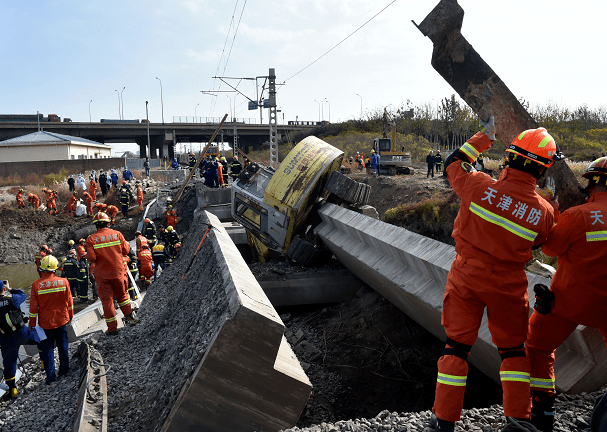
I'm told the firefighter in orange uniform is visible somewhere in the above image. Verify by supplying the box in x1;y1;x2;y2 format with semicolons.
67;191;77;216
95;202;108;213
137;244;154;289
135;230;148;254
35;245;52;278
526;157;607;431
89;176;97;201
166;205;177;229
15;189;25;209
136;181;144;210
28;192;40;210
44;188;58;215
29;255;74;384
83;191;93;216
429;119;560;432
86;212;138;335
77;238;87;261
106;204;119;226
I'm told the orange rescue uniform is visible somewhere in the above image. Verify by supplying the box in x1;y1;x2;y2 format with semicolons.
35;250;47;278
166;210;177;229
86;227;132;332
136;235;148;254
28;273;74;329
434;132;555;422
16;191;25;209
28;193;40;210
106;205;119;225
527;191;607;394
85;194;93;216
67;195;77;216
136;186;143;210
89;180;97;201
137;248;153;286
77;244;87;261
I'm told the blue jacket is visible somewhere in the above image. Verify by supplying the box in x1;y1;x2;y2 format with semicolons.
123;169;133;180
171;159;180;169
206;160;218;174
371;153;379;169
111;173;119;185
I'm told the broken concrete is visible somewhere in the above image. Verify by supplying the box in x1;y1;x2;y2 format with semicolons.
315;203;607;393
150;170;188;183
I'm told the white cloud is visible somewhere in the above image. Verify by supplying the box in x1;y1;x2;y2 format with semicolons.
186;48;219;62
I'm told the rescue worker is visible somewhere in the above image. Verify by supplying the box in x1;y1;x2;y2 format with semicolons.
123;166;134;181
44;188;57;215
89;175;97;201
99;170;108;196
106;204;119;226
60;249;79;298
95;202;108;213
138;244;153;289
86;212;138;335
84;191;93;217
119;186;131;217
426;150;435;178
188;152;197;173
526;156;607;431
0;280;39;398
157;225;166;243
66;239;75;255
77;173;86;190
110;169;119;188
28;192;40;211
207;156;219;188
76;255;89;303
217;159;225;187
143;158;151;178
165;226;180;262
230;156;242;182
477;152;485;171
152;242;168;281
429;119;560;432
171;158;180;170
166;205;177;229
371;149;379;176
67;174;75;192
143;218;157;246
15;189;25;209
35;245;51;278
125;250;139;300
67;191;77;216
77;238;87;262
135;230;148;254
136;181;144;211
29;255;74;384
435;150;443;173
220;156;229;185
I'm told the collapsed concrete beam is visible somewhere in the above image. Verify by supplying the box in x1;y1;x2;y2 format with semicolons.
315;203;607;393
161;210;312;432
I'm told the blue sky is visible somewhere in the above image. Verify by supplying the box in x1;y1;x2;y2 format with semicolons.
1;1;605;154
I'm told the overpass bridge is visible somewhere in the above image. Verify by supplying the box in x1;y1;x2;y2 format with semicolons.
0;120;316;159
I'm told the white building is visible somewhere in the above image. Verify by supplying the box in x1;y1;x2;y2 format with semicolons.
0;131;112;162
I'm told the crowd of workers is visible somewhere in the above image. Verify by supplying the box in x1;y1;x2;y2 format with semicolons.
171;153;245;188
0;199;183;399
428;118;607;432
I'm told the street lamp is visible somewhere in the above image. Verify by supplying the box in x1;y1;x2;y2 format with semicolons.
114;90;120;119
314;100;321;122
324;98;330;123
194;103;199;122
146;101;150;159
89;100;92;122
156;77;164;124
120;87;126;120
356;94;362;118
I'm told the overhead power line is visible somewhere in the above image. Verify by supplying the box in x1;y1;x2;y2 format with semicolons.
284;0;397;83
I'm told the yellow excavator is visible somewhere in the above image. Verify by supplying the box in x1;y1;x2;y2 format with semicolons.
373;108;414;175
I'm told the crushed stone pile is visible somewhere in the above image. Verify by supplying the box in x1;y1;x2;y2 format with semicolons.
282;387;605;432
249;258;344;279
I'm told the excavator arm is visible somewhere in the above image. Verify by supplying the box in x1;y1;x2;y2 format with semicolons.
414;0;585;211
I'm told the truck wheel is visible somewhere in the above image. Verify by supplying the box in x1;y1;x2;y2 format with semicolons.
324;170;371;206
387;167;394;176
286;235;327;266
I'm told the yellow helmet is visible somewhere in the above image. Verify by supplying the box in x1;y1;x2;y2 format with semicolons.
40;255;59;272
167;226;174;232
68;240;75;245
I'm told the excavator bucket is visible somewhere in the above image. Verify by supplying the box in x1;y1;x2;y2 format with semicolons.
414;0;585;211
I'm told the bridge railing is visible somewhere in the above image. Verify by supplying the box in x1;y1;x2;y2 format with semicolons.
172;116;259;124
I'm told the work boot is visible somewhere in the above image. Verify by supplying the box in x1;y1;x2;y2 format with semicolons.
530;391;555;432
124;313;139;326
500;417;539;432
9;387;18;398
106;329;119;336
428;413;455;432
5;378;18;399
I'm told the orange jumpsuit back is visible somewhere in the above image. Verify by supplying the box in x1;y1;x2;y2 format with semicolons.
28;194;40;210
77;244;87;261
136;234;148;254
434;132;555;422
89;180;97;201
136;186;143;210
85;193;93;216
16;191;25;209
137;248;153;286
86;227;132;332
29;273;74;329
166;210;177;229
217;164;225;187
106;205;119;224
67;194;77;216
527;191;607;395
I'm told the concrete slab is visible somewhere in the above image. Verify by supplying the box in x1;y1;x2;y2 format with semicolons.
315;203;607;393
222;222;248;245
162;210;312;432
150;170;188;183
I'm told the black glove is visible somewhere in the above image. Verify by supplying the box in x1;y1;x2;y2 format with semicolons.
533;283;555;315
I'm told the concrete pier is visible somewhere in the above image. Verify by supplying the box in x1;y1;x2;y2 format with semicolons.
315;203;607;393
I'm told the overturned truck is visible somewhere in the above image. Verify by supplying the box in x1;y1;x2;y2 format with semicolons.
231;136;375;265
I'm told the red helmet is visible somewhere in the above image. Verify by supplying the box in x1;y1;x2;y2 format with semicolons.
92;212;111;225
41;244;50;251
144;218;151;223
506;128;559;168
79;238;86;243
122;180;127;185
583;156;607;186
